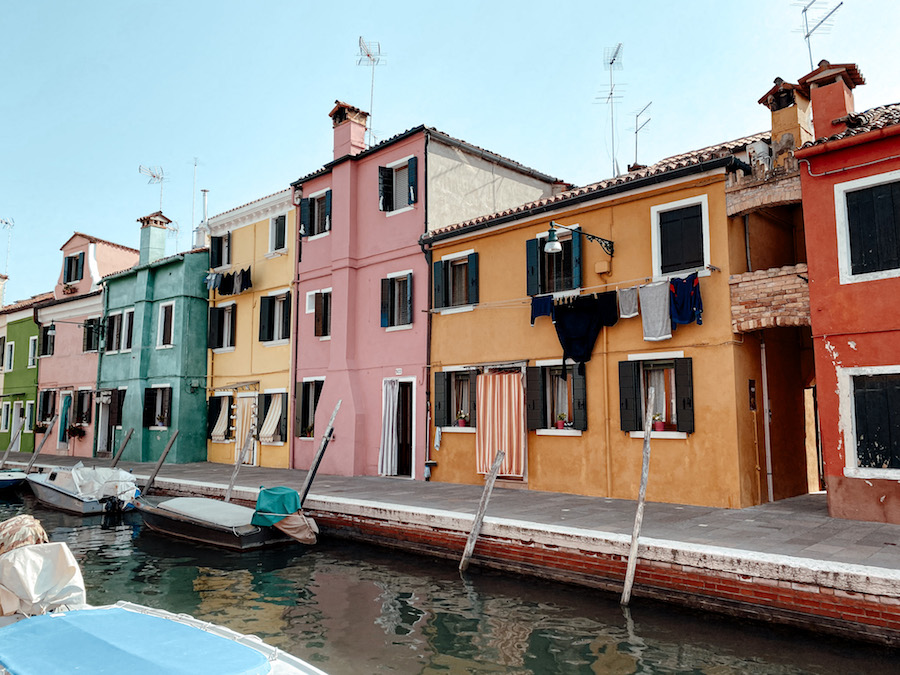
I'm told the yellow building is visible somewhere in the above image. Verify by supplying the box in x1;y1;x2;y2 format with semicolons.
422;134;815;509
205;190;295;468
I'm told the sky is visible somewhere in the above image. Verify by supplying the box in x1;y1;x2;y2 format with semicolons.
3;0;900;304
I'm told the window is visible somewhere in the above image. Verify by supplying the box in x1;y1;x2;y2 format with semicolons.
850;372;900;470
157;302;174;347
63;252;85;283
209;304;236;349
619;357;694;434
836;172;900;283
433;253;479;310
109;389;126;428
526;230;581;296
82;318;101;352
105;313;122;352
27;336;37;367
1;402;9;433
38;390;56;423
74;390;92;424
379;157;418;212
210;232;231;269
24;402;34;433
207;395;234;441
381;272;413;328
122;310;134;351
5;340;14;370
38;325;54;357
314;291;331;338
526;364;587;431
259;292;290;343
270;214;287;252
433;370;477;427
651;196;710;278
143;386;172;428
300;190;332;237
297;380;324;438
0;337;5;371
259;392;288;443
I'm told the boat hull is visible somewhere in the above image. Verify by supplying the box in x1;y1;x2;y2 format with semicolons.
26;475;104;516
0;472;25;491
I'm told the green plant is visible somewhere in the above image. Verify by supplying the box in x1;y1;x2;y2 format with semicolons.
456;411;469;421
66;424;86;439
557;413;568;421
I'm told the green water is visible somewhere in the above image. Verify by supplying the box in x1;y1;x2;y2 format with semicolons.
1;493;896;674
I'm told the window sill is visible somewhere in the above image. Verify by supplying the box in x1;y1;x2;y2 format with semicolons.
385;324;413;332
442;426;475;434
308;231;330;242
156;344;174;350
628;430;688;440
652;267;712;283
318;335;331;342
261;339;289;348
27;365;36;369
265;249;288;259
385;205;414;217
212;347;236;354
437;304;474;316
149;426;168;431
299;436;315;441
536;428;583;437
843;467;900;479
260;441;284;446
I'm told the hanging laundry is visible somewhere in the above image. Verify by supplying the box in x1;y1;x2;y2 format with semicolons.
554;295;604;372
670;272;703;330
530;295;554;326
219;273;235;296
618;286;639;318
639;281;672;341
234;270;243;293
240;266;252;291
596;291;619;327
210;273;222;291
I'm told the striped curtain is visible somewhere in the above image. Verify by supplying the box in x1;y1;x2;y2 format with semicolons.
475;372;525;477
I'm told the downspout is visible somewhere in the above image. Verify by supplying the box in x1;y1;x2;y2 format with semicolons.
288;191;303;470
760;335;774;502
91;283;109;458
422;132;434;480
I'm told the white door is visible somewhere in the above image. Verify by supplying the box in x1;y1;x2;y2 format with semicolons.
10;402;23;452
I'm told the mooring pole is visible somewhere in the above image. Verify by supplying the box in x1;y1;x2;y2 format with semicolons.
108;429;134;468
621;387;656;606
142;431;179;495
459;449;506;573
299;400;342;507
224;431;255;503
0;425;24;470
26;414;58;474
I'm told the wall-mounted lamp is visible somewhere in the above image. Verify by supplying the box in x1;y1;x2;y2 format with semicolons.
544;222;614;257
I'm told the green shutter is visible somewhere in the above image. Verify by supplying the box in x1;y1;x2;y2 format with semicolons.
525;367;544;430
433;261;445;309
468;372;478;427
143;388;157;428
259;297;274;342
76;252;85;280
208;307;221;348
571;230;582;289
207;397;220;439
405;273;413;325
210;236;222;268
380;278;392;327
324;190;333;231
467;253;479;305
407;157;418;204
282;292;291;340
618;361;641;432
572;366;587;431
299;198;311;236
379;166;393;211
675;358;694;433
526;239;539;296
434;372;449;427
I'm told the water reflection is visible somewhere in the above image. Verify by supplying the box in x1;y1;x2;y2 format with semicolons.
1;492;896;674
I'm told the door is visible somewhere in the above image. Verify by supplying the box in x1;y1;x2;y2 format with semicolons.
233;394;258;465
396;381;413;477
58;393;72;452
10;402;22;452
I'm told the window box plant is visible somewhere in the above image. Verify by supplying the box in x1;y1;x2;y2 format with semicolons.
556;413;567;430
66;424;86;439
652;413;665;431
33;422;48;434
456;411;468;427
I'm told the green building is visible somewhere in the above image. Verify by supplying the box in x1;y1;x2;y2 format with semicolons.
96;212;209;463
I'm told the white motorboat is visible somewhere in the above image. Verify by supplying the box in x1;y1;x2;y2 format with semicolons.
26;462;139;516
0;471;25;491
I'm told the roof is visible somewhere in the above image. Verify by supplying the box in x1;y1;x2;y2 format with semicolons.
60;232;139;254
291;125;564;188
102;247;209;283
797;60;865;91
209;189;291;221
423;132;766;242
0;292;55;316
800;102;900;147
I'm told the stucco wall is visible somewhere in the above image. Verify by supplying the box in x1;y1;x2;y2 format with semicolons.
0;313;39;455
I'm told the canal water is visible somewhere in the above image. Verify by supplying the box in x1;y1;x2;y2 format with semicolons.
1;492;896;674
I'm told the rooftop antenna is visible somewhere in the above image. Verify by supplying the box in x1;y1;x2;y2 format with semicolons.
633;102;651;169
0;217;13;275
139;165;166;212
356;37;385;147
797;0;843;70
191;157;198;234
602;43;624;177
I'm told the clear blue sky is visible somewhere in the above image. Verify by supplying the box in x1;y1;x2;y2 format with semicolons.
3;1;898;304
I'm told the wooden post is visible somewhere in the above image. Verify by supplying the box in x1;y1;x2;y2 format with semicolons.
141;431;179;495
25;414;58;474
299;400;341;507
108;429;134;468
621;387;655;606
0;425;24;470
224;431;255;503
459;449;506;573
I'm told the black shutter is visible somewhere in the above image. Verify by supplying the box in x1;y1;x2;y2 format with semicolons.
161;387;172;427
432;261;445;309
229;305;237;347
259;296;274;342
380;278;392;327
210;236;223;268
294;382;303;437
109;389;121;427
618;360;642;432
525;366;544;430
404;273;413;325
76;252;84;280
572;230;582;289
82;321;90;352
314;293;324;337
674;358;694;433
467;253;479;305
433;372;449;427
325;190;333;231
854;374;900;469
379;166;394;211
572;366;587;431
660;205;703;274
526;238;540;296
407;157;418;204
282;292;291;340
299;198;311;236
468;372;478;427
208;307;221;348
278;393;288;443
143;388;157;427
848;183;900;275
207;396;220;439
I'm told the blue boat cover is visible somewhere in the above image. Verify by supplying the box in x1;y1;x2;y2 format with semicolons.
251;486;301;527
0;607;271;675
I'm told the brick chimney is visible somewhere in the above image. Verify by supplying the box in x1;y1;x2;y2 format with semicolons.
329;101;368;160
798;60;865;139
137;211;170;265
758;77;812;169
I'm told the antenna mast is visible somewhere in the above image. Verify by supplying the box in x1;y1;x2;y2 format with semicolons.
799;0;843;70
0;218;13;275
356;37;385;147
139;165;166;212
633;102;651;168
603;43;624;177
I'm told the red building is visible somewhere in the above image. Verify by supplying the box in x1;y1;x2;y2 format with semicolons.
795;61;900;523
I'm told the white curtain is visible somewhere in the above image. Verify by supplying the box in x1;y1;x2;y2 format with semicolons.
553;371;569;422
378;379;400;476
234;396;257;464
259;395;282;443
475;372;525;477
646;369;669;422
211;397;229;442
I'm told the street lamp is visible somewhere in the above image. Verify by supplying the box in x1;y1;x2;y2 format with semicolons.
544;222;614;257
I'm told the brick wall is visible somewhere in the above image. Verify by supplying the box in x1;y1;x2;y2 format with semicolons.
725;167;802;217
729;263;810;333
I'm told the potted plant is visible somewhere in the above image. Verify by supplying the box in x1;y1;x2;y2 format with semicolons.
456;411;468;427
556;413;567;430
33;422;48;434
302;424;315;438
652;413;665;431
66;424;86;439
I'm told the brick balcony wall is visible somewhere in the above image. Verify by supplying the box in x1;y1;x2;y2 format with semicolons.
725;169;802;217
729;263;810;333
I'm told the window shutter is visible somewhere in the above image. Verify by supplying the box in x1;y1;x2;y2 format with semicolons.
280;292;291;340
299;199;311;236
210;236;222;268
324;190;333;231
572;367;588;430
76;252;84;280
380;278;391;327
229;305;237;347
674;357;694;433
109;389;121;427
208;307;221;348
854;374;900;469
847;183;900;275
274;215;286;250
278;393;288;443
407;157;418;204
526;239;539;296
660;205;703;274
378;166;393;211
467;253;479;305
143;388;157;427
468;372;478;427
259;296;274;342
433;372;449;427
49;391;56;416
162;306;173;345
572;230;582;289
314;293;324;337
618;360;642;432
161;387;172;427
207;397;221;439
294;382;303;437
82;321;90;352
432;261;445;309
525;367;544;430
404;273;413;325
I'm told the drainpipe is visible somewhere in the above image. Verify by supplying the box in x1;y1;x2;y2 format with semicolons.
91;283;109;458
422;132;435;480
743;214;752;271
760;336;774;502
288;189;303;470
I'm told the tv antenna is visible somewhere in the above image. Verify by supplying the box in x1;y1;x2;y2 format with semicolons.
0;217;13;275
356;37;385;147
139;165;166;212
601;43;624;177
633;102;651;169
797;0;842;71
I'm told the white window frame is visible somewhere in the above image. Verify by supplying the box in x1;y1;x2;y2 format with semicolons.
626;350;688;440
650;194;711;281
121;309;135;352
157;302;175;349
534;357;582;437
149;383;172;430
437;249;475;315
268;213;289;255
299;377;325;441
0;402;9;432
306;188;331;240
838;363;900;478
385;269;414;332
533;226;582;299
105;312;123;353
834;169;900;285
24;401;34;433
5;341;14;371
212;301;236;353
385;155;415;217
28;336;37;368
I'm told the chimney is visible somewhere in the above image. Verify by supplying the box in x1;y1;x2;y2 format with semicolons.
0;274;7;306
757;77;812;169
329;101;368;160
193;189;209;249
798;60;865;139
137;211;171;265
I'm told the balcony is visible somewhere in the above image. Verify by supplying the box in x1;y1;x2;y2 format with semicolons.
729;263;810;333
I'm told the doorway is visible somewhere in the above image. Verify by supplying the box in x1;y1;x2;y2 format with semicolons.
378;378;414;478
396;381;413;477
10;401;22;452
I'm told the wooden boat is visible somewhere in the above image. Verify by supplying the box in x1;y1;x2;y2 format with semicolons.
0;471;26;491
26;464;139;516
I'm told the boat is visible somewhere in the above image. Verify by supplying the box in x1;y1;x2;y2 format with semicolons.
25;462;139;516
0;471;26;491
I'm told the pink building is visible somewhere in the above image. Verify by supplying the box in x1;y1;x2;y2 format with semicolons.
34;233;138;457
290;102;563;479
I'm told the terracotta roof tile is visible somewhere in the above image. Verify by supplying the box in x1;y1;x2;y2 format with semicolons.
0;292;55;315
210;189;291;220
801;102;900;147
63;232;139;254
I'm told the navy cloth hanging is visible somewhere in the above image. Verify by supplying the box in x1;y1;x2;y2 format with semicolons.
530;295;554;325
554;295;604;373
240;266;252;291
596;290;619;327
669;272;703;330
219;273;234;296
